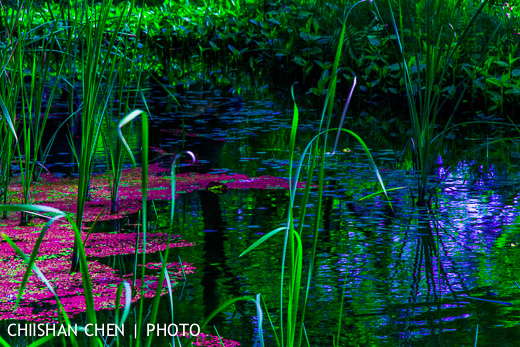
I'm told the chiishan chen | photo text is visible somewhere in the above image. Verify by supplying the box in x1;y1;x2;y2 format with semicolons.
6;323;201;337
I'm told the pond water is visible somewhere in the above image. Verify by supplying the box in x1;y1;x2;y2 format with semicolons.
2;80;520;346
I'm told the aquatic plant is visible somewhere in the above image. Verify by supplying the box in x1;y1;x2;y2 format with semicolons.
1;112;269;345
0;149;295;323
0;0;513;119
0;0;517;345
124;0;515;118
373;0;501;205
0;1;65;224
16;13;72;225
0;254;195;322
69;0;135;272
239;2;395;345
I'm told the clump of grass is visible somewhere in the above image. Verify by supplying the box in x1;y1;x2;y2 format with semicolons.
70;0;135;272
240;2;393;345
0;1;182;345
372;0;501;205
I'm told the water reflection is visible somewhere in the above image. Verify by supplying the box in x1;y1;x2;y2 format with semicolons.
5;84;520;346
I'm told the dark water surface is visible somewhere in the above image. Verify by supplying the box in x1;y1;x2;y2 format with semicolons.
3;81;520;346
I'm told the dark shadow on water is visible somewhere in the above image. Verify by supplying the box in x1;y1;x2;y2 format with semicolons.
198;189;254;341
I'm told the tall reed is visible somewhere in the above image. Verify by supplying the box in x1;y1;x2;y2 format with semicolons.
0;2;74;224
70;0;134;272
240;2;392;345
0;2;187;346
101;4;143;215
0;3;24;220
373;0;500;204
17;10;75;225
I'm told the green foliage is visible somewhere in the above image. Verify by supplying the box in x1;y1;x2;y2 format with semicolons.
1;0;515;122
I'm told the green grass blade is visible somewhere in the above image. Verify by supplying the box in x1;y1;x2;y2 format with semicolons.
358;187;408;202
178;255;187;282
279;85;301;346
260;294;281;347
288;85;299;191
0;231;78;347
159;252;176;347
114;281;132;324
171;151;196;224
332;76;356;154
288;230;303;345
0;95;17;145
15;215;64;308
256;294;265;347
475;324;478;347
64;214;98;345
117;109;144;168
213;326;226;347
118;108;149;344
239;227;286;257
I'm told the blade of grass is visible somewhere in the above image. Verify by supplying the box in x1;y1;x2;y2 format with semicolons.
256;293;265;347
260;294;281;347
112;281;131;347
0;210;78;347
171;151;196;224
118;109;149;344
0;205;65;307
474;324;478;347
213;326;226;347
335;257;349;346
